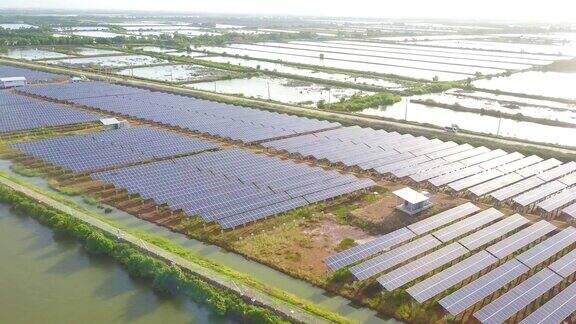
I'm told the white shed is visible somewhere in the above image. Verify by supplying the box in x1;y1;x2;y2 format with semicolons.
393;187;432;215
100;118;129;129
0;76;27;88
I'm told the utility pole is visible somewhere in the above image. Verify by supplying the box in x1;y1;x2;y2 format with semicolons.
267;81;271;100
404;98;409;121
496;111;503;136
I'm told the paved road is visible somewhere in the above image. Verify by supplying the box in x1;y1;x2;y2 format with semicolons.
0;175;333;324
3;58;575;159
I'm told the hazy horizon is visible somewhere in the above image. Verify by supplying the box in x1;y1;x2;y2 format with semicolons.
0;0;575;24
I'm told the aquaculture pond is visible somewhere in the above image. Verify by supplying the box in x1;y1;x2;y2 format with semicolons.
361;97;576;147
472;71;576;101
117;64;232;82
1;48;70;60
199;56;405;89
186;75;370;106
44;55;168;68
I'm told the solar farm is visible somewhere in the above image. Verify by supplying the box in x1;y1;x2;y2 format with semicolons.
327;202;576;323
2;72;576;323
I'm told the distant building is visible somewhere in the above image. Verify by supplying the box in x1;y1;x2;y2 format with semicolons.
100;117;129;130
393;187;432;215
0;76;27;88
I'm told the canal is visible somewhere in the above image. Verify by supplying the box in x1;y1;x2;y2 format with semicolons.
0;203;233;324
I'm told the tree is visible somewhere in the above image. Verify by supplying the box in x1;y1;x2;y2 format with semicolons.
432;75;439;82
319;53;325;60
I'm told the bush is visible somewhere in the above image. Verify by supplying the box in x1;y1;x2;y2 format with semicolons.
319;92;401;112
335;238;357;252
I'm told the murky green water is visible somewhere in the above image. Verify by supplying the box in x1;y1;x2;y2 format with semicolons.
0;203;233;324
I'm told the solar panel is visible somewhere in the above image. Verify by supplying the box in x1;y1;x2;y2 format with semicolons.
458;149;507;167
477;152;524;170
12;126;219;172
564;202;576;219
425;143;474;160
468;173;524;197
520;281;576;324
407;251;498;303
442;146;491;163
537;187;576;213
516;227;576;268
0;65;64;82
92;148;374;227
349;235;441;280
407;202;480;235
490;176;545;202
377;242;468;291
19;82;340;143
559;172;576;186
474;268;562;324
324;227;416;271
536;162;576;182
458;214;529;251
447;169;504;192
0;91;101;133
512;181;567;207
439;259;530;315
515;158;562;178
486;220;557;259
429;165;484;187
548;249;576;278
431;208;503;243
496;155;543;174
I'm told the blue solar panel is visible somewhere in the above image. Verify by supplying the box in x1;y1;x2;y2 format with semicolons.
92;149;375;227
0;91;100;133
19;82;340;143
0;65;65;82
12;126;218;172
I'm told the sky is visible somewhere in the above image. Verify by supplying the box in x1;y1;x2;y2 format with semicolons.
0;0;574;23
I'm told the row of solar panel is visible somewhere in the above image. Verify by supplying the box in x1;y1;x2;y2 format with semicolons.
0;65;64;82
91;149;375;228
18;82;340;143
0;91;101;133
326;202;576;322
264;126;576;216
11;126;219;172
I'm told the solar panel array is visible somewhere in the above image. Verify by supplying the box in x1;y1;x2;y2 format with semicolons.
439;259;530;315
264;125;576;212
12;127;218;172
521;281;576;324
377;242;468;291
486;220;557;259
19;82;340;143
474;268;562;324
431;208;503;243
0;91;100;133
458;214;529;250
92;149;375;228
407;202;480;235
516;227;576;268
548;249;576;278
406;251;498;303
0;65;64;82
350;235;441;280
324;227;415;271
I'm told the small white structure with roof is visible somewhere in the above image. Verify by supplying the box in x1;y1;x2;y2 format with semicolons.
100;117;129;130
0;76;26;88
393;187;432;215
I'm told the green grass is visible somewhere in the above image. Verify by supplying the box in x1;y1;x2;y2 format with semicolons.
10;163;40;177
